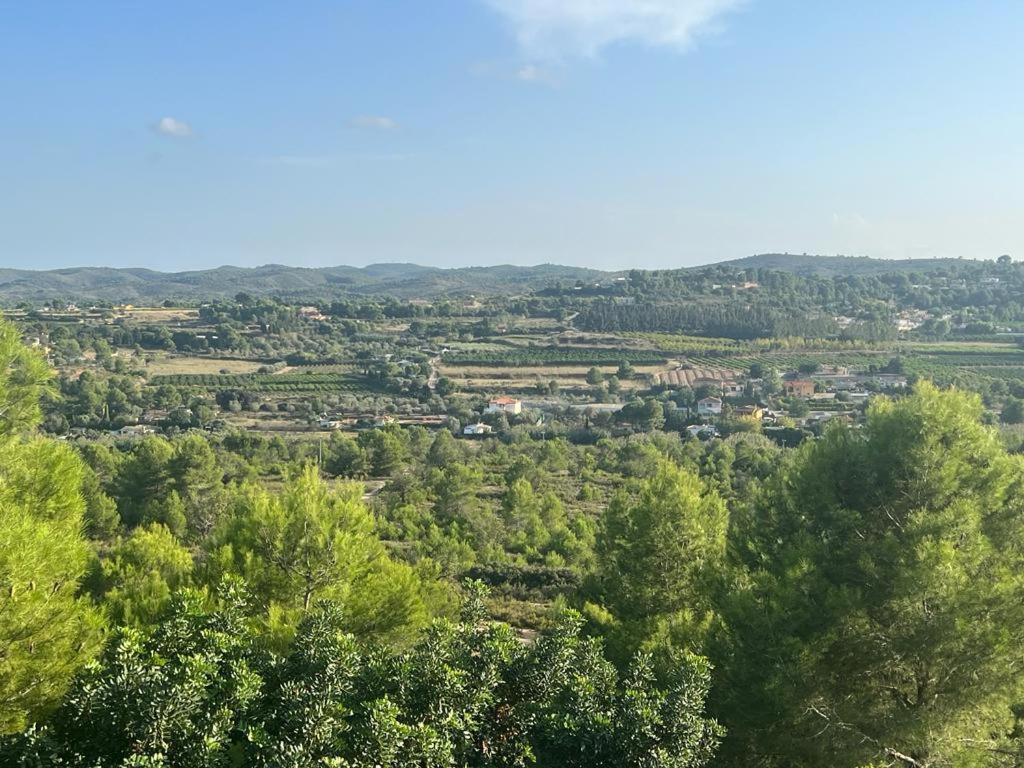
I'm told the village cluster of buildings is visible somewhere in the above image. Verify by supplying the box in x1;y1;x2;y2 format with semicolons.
677;363;910;435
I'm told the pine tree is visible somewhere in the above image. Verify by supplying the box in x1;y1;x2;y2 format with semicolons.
589;461;728;661
206;465;436;645
0;318;103;733
720;383;1024;766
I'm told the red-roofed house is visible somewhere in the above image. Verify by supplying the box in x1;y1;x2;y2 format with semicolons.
486;396;522;415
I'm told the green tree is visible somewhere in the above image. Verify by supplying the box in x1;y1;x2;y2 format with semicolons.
0;319;102;733
207;466;435;645
0;320;51;434
79;464;121;540
761;367;782;395
324;432;368;477
93;523;194;627
589;461;728;661
435;376;456;396
115;436;175;528
1002;396;1024;424
785;397;810;417
425;428;461;467
641;397;666;430
503;476;550;556
358;426;409;476
168;433;228;538
432;463;482;525
720;383;1024;767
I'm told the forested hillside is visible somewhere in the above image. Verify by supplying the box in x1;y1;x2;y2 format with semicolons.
0;262;611;303
0;253;1008;304
715;253;977;276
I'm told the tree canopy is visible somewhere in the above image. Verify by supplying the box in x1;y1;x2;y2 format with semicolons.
719;383;1024;766
0;319;101;733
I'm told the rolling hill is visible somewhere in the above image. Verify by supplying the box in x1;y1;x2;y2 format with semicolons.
0;263;613;304
712;253;988;276
0;254;1001;304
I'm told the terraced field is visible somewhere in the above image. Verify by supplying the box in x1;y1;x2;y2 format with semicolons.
654;365;742;387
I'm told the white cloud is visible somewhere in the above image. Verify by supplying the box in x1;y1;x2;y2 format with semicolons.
154;116;193;138
349;115;398;131
484;0;745;58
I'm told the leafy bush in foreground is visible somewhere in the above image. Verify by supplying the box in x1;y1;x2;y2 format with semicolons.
2;583;721;768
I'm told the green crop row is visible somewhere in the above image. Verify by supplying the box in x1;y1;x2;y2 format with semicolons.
444;348;668;367
150;372;360;392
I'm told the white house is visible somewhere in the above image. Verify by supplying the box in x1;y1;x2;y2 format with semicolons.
486;396;522;415
686;424;719;439
722;381;744;397
697;396;723;416
463;422;493;436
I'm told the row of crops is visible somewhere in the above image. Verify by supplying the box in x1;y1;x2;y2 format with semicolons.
906;349;1024;365
150;371;360;393
444;347;668;367
679;343;1024;388
682;351;893;372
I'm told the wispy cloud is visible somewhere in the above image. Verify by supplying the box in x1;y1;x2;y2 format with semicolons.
470;59;561;86
484;0;746;58
516;63;558;85
154;116;193;138
349;115;398;131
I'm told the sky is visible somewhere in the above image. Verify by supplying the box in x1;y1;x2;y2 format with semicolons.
1;0;1023;272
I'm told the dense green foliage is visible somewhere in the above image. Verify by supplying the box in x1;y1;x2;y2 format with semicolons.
718;383;1024;766
0;325;102;733
2;585;721;768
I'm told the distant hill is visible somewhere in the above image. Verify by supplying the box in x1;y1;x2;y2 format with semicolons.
713;253;989;276
0;263;613;304
0;254;1003;304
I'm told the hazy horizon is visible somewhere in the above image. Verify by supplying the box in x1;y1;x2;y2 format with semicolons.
0;251;1008;276
3;1;1022;270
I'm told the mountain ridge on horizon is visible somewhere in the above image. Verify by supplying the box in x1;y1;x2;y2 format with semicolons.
0;253;1005;304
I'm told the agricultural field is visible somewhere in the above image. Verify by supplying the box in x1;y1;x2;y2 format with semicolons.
683;350;893;372
140;354;267;376
26;290;1024;444
442;346;668;366
150;370;364;393
117;307;199;323
438;361;675;392
654;364;742;387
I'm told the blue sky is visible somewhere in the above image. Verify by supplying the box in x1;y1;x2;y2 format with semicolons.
1;1;1022;271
